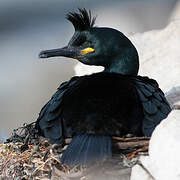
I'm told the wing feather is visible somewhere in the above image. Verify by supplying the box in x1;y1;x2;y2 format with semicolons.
135;76;171;136
142;101;157;114
36;77;80;143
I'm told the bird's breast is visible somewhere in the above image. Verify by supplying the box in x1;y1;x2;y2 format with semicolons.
62;72;143;137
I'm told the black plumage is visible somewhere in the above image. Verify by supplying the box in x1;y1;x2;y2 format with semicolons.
36;9;171;166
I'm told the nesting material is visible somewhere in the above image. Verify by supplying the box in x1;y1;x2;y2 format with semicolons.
0;123;149;180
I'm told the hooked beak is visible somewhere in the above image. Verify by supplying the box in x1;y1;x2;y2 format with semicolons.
39;46;80;59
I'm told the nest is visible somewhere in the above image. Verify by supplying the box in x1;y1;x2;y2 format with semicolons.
0;123;149;180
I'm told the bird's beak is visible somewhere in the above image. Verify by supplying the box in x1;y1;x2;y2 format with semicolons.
39;46;80;59
39;46;95;59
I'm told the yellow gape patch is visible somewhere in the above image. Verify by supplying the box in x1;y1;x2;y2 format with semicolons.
80;47;95;55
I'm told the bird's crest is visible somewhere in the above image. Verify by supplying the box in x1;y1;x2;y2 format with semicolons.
66;8;96;31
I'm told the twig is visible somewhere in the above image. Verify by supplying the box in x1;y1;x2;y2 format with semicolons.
112;136;150;142
32;157;52;175
173;104;180;110
126;146;149;159
114;140;149;149
65;137;149;150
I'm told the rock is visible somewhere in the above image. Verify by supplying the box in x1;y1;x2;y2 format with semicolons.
131;110;180;180
131;156;153;180
149;110;180;180
165;86;180;108
131;20;180;93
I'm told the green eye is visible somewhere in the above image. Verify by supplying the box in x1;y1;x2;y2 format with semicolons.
87;41;91;47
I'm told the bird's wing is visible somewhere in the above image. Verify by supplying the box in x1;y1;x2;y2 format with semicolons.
36;76;80;144
134;76;171;136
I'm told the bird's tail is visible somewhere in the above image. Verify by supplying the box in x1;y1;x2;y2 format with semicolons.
61;134;112;166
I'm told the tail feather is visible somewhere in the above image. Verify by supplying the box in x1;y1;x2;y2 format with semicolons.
61;134;112;166
63;134;88;165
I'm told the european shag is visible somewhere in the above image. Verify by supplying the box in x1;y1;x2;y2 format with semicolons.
36;9;171;166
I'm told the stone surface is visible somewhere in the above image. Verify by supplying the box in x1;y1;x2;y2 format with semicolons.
165;86;180;108
149;110;180;180
131;110;180;180
131;156;153;180
131;20;180;93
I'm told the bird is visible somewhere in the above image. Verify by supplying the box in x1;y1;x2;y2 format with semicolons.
36;8;171;166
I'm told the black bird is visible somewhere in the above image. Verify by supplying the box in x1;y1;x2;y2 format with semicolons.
36;9;171;166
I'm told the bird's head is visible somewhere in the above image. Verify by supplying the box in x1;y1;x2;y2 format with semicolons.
39;8;139;75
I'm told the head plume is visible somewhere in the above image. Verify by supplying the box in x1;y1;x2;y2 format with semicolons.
66;8;96;31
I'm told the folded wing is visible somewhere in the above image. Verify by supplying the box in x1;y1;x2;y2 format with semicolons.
134;76;171;136
36;77;80;144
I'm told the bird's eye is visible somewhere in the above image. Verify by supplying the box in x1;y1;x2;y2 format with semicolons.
87;41;92;47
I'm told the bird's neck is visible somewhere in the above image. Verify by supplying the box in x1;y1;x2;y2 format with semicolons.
104;48;139;75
